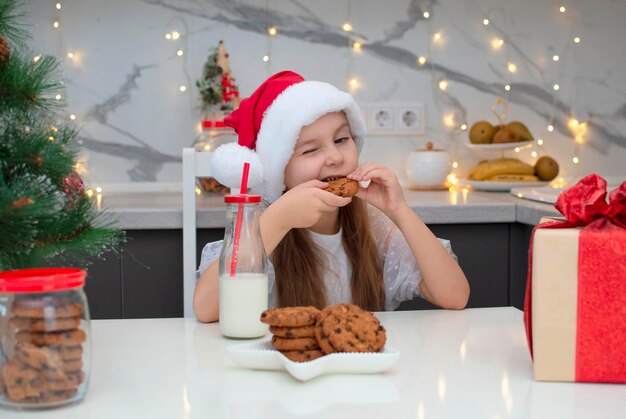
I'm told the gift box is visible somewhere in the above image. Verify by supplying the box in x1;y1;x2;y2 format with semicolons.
524;174;626;383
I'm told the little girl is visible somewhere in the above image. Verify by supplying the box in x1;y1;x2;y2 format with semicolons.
194;71;469;323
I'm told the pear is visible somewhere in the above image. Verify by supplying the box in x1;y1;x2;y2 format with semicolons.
534;156;559;181
492;128;519;143
469;121;496;144
505;121;534;142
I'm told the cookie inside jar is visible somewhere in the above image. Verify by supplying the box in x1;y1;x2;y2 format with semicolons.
0;268;91;409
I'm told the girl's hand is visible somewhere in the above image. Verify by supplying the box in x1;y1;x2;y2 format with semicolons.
348;162;407;217
272;179;352;230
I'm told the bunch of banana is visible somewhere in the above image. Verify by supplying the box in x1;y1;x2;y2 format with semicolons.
468;158;537;181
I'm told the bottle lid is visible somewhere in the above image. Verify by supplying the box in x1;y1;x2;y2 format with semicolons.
224;194;262;203
0;268;86;293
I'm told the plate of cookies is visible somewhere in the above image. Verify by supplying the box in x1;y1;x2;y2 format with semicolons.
226;304;399;382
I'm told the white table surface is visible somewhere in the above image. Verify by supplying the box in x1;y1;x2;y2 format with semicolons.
6;307;625;418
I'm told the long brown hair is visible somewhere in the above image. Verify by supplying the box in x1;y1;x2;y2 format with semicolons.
272;197;385;311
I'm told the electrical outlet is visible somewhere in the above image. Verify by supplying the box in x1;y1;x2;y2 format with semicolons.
368;105;394;132
360;103;425;135
396;104;425;134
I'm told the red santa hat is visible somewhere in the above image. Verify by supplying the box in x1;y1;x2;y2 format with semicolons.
210;70;366;203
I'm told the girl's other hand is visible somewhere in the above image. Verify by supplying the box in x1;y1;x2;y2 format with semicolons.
272;179;352;230
348;162;407;217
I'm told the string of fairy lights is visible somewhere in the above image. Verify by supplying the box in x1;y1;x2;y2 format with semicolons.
44;1;591;195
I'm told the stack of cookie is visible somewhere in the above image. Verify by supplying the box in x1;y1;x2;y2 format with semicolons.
1;298;87;404
260;303;387;362
315;304;386;354
260;306;324;362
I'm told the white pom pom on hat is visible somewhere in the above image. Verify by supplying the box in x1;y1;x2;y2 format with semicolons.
210;70;366;203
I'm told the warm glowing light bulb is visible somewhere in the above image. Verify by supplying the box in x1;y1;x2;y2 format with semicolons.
67;52;74;59
195;186;202;196
460;124;467;130
55;94;62;100
515;147;521;153
548;125;554;132
504;84;511;91
559;6;566;13
33;55;41;63
573;157;580;164
86;189;94;198
342;22;352;32
452;161;459;169
179;85;187;92
531;151;538;158
423;12;430;19
177;50;184;56
438;80;448;90
417;56;427;65
56;3;62;10
568;118;579;129
433;32;442;42
492;38;504;49
165;33;172;40
352;41;362;51
70;114;76;120
552;55;560;61
48;136;54;141
262;55;269;62
268;27;278;36
171;31;181;40
443;113;455;127
507;62;517;73
483;18;489;25
574;36;581;44
553;84;560;91
348;78;359;90
537;139;544;145
53;21;59;29
95;186;103;193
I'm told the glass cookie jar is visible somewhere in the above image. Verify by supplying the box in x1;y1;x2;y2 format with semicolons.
193;121;237;195
0;268;91;409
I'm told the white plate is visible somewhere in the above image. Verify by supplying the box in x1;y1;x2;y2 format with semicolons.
464;140;534;151
458;178;550;192
510;186;564;204
226;340;399;382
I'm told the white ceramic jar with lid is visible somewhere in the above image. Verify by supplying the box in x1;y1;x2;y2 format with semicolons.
405;142;451;188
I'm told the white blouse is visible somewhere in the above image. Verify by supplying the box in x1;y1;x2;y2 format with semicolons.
197;204;456;311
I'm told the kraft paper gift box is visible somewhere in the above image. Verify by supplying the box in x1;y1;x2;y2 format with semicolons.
524;174;626;383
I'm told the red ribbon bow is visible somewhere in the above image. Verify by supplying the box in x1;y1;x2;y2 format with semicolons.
555;174;626;228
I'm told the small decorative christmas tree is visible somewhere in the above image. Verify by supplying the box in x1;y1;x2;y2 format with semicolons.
0;0;124;270
196;40;240;121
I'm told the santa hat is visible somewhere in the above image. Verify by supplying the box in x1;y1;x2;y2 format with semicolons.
210;70;366;203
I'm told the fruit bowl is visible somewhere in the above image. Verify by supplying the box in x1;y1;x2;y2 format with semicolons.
464;140;534;151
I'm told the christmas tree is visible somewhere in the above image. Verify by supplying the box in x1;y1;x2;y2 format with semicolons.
196;40;240;119
0;0;124;270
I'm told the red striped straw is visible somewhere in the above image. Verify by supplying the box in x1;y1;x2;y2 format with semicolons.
229;162;250;277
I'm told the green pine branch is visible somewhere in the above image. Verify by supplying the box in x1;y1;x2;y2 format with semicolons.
0;0;30;49
0;0;125;271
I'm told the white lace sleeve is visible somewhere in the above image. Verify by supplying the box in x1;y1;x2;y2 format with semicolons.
368;205;456;311
196;240;278;307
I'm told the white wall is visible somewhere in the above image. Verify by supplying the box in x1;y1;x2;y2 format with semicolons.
25;0;626;190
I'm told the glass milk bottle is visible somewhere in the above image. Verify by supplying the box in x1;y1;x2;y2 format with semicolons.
218;194;269;338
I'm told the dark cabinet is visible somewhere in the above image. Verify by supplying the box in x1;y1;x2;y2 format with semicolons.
82;223;532;319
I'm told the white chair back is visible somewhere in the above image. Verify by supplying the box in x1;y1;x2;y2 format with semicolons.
182;148;214;318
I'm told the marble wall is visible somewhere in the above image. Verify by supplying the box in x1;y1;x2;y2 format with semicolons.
26;0;626;190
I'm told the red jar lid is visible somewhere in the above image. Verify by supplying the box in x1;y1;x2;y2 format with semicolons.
224;194;261;203
0;268;86;293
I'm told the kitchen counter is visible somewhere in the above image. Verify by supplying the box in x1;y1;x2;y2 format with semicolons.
10;307;625;419
102;189;559;230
